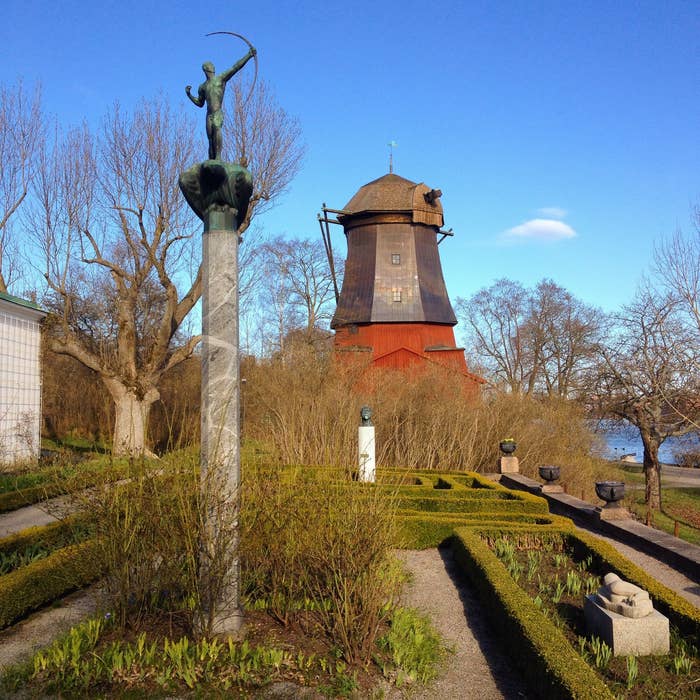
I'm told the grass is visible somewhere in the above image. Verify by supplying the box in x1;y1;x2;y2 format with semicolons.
0;470;51;494
41;435;109;455
600;463;700;546
626;490;700;546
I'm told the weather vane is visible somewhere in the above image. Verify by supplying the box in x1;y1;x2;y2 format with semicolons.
388;140;397;173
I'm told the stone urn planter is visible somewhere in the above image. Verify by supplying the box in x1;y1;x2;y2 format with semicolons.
497;439;519;474
594;481;630;521
539;465;560;484
499;439;517;455
595;481;625;505
538;465;563;493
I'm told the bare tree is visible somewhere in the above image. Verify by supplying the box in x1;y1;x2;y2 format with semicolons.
651;207;700;432
225;80;305;235
30;87;304;456
255;235;340;355
30;100;200;456
456;279;533;393
653;205;700;335
457;278;602;397
0;80;42;292
594;286;700;510
529;280;606;398
258;245;301;356
225;78;306;356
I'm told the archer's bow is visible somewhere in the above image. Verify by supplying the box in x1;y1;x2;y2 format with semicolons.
205;31;258;107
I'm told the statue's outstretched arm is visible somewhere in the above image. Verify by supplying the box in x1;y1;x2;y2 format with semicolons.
186;85;205;107
220;48;256;83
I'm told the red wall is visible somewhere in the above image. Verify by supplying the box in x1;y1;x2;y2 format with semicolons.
334;323;484;390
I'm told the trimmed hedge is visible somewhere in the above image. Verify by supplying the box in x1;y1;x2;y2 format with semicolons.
452;527;615;699
397;512;571;549
0;517;89;558
0;459;131;513
0;483;70;514
467;522;700;642
0;540;103;630
397;494;547;514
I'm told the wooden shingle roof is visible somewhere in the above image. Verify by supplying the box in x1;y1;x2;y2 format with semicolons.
340;173;444;228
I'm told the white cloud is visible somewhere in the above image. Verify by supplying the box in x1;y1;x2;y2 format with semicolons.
501;218;577;243
537;206;567;219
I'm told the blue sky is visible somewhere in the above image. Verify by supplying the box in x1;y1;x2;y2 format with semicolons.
2;0;698;316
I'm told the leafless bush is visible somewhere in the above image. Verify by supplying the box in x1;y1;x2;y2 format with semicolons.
242;344;363;468
149;356;201;453
41;345;112;444
68;449;238;635
674;449;700;469
239;464;401;664
243;347;600;495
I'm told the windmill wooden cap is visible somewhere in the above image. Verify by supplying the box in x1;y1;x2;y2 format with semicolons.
339;173;444;228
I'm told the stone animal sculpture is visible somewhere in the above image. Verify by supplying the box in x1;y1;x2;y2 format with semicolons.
594;572;653;618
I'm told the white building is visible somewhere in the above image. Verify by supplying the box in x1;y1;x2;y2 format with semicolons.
0;292;47;464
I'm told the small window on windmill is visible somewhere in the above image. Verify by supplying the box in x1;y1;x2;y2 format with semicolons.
392;289;402;303
391;253;401;265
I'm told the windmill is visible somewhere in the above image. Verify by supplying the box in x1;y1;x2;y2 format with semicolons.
318;171;483;390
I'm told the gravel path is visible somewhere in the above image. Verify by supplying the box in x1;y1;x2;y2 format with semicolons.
0;587;98;671
396;548;527;700
0;503;60;539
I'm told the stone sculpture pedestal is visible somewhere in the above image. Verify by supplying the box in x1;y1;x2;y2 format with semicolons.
180;158;253;638
540;483;564;494
498;455;519;474
584;595;669;656
358;425;376;482
595;503;632;522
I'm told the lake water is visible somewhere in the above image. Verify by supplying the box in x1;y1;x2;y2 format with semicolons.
591;420;700;464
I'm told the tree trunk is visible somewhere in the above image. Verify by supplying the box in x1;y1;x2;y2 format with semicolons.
104;378;159;457
640;430;662;511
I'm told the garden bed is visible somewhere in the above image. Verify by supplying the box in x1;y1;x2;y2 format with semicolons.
452;524;700;698
489;533;698;698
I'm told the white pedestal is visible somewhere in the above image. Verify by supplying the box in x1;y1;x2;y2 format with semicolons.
200;220;243;637
358;426;376;482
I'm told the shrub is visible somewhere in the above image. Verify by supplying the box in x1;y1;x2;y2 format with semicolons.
242;347;602;493
68;450;215;631
239;465;402;664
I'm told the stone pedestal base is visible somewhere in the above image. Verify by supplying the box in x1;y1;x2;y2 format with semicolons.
498;456;519;474
540;484;564;493
584;595;669;656
209;608;245;640
596;504;632;521
358;425;376;482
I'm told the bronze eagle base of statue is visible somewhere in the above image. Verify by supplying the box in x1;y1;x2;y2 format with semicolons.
179;160;253;232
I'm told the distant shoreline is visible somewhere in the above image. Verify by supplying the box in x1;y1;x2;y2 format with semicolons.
592;419;699;466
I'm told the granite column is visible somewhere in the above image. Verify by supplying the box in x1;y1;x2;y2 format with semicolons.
200;207;243;636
